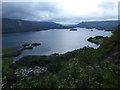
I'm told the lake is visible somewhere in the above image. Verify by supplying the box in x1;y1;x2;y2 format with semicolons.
2;28;112;58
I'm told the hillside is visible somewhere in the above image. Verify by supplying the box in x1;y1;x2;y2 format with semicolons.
2;18;39;33
2;19;118;34
76;21;118;30
2;25;120;88
2;18;66;33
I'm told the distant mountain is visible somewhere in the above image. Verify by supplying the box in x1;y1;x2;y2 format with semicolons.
2;18;119;33
76;21;118;30
36;21;65;30
2;19;37;33
2;18;67;33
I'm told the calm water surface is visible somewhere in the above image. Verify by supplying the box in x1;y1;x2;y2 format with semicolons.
2;28;112;58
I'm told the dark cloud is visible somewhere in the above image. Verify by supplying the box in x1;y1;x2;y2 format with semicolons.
2;2;63;21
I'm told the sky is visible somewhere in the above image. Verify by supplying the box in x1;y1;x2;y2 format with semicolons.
2;0;119;24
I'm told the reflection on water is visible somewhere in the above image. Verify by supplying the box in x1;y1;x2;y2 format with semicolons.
2;28;112;58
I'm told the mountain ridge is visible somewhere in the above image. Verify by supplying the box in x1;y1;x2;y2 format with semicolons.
2;18;119;33
2;18;67;33
76;20;118;30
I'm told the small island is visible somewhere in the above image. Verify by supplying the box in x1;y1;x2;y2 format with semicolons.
87;36;108;44
70;28;77;31
22;43;41;50
2;43;41;58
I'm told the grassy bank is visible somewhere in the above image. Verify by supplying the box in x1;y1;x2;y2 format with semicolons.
87;36;108;44
2;43;41;58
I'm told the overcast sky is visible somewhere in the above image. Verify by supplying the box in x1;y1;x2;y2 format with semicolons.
2;0;119;24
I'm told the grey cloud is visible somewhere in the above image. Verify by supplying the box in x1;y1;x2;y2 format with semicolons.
97;1;118;20
98;1;117;9
2;2;63;21
2;1;118;24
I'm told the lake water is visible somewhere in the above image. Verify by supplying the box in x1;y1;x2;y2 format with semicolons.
2;28;112;58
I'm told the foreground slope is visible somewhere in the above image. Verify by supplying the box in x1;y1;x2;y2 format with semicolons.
2;25;120;88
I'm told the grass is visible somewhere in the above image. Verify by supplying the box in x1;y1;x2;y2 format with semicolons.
2;43;41;58
0;58;2;89
91;38;104;44
0;78;2;90
2;58;13;67
2;46;22;54
87;36;108;44
2;58;14;75
2;50;22;58
2;46;22;58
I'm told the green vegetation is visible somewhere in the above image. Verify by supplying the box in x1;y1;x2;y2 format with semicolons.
2;46;21;54
2;46;22;58
2;25;120;88
88;36;108;44
88;38;104;44
2;43;41;58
